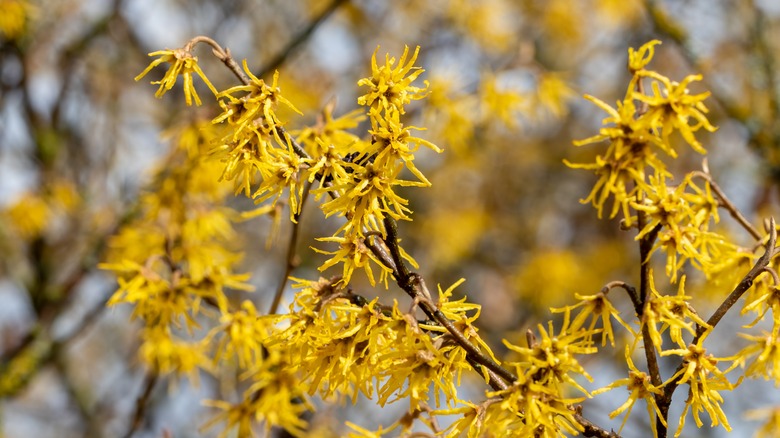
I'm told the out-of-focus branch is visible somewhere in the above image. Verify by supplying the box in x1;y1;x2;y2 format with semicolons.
691;170;762;240
258;0;351;78
122;371;159;438
642;0;748;125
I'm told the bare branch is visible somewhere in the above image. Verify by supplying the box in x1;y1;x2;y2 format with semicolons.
690;170;762;241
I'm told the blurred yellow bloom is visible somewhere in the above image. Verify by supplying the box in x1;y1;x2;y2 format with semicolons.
203;364;311;438
535;72;575;119
0;0;34;40
479;72;524;128
745;406;780;438
5;194;50;240
730;326;780;385
139;326;210;381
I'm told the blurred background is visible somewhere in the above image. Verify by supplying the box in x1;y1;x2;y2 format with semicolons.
2;0;780;436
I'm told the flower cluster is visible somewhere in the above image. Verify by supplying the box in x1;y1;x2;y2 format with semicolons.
271;277;484;410
567;40;716;223
439;311;598;437
566;39;780;437
210;62;305;219
314;46;442;284
99;122;255;378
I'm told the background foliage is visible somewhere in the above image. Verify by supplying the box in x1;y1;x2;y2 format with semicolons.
2;0;780;437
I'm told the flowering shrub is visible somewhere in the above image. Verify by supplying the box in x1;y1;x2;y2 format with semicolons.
3;2;780;438
94;36;779;437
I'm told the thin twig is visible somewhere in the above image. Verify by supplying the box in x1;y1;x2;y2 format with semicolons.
690;170;762;241
186;36;250;85
379;219;620;438
658;218;776;434
574;409;621;438
698;217;776;336
122;371;159;438
635;210;665;434
269;182;313;314
378;217;515;384
601;280;641;316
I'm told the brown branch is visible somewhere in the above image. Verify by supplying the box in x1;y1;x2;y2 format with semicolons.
186;36;250;85
186;35;317;166
378;217;514;383
690;170;762;241
574;409;620;438
634;209;666;435
698;217;776;336
601;280;641;317
269;182;313;314
122;371;159;438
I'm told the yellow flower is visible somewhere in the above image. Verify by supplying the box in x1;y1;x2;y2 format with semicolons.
139;326;210;381
203;364;311;438
628;39;662;73
313;232;392;286
641;271;710;351
742;283;780;327
566;91;668;219
251;138;306;222
318;161;422;236
368;106;442;186
479;71;524;128
295;102;366;156
634;71;717;155
488;370;585;437
357;45;429;114
662;336;740;435
135;48;218;106
593;346;665;435
214;61;302;138
630;172;732;281
730;326;780;385
745;406;780;438
504;309;597;396
535;72;575;119
552;290;634;347
210;300;278;369
4;193;50;239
